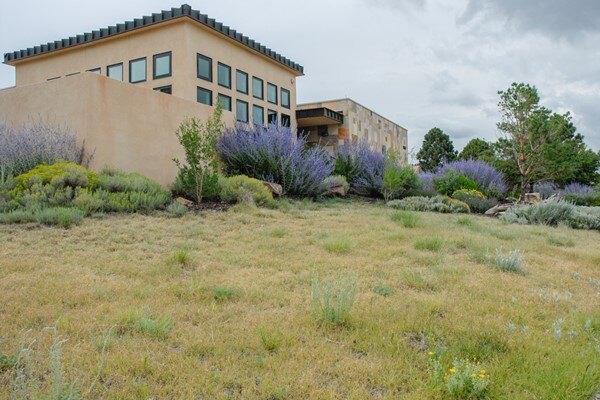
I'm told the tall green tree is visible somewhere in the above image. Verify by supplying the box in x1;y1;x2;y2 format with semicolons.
416;127;457;172
459;138;495;162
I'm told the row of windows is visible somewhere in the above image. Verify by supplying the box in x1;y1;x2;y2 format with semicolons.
86;52;172;83
196;86;290;126
196;53;291;109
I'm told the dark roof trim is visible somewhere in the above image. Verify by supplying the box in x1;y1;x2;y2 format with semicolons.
3;4;304;74
296;107;344;124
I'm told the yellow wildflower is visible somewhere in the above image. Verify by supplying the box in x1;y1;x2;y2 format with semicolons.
428;351;434;356
449;368;456;373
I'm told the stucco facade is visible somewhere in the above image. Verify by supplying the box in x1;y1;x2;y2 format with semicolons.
297;98;409;165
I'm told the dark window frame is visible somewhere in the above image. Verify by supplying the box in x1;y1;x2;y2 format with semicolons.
267;82;278;105
236;69;248;94
153;51;172;80
281;113;291;127
128;57;147;83
281;88;291;109
217;62;232;89
252;76;264;100
107;62;123;81
236;99;249;123
87;67;101;74
197;86;213;106
253;104;264;125
217;93;232;111
154;85;172;94
196;53;212;82
267;109;278;125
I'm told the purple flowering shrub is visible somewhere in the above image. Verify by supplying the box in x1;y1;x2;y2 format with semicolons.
419;159;507;198
333;140;384;197
532;182;558;199
0;121;92;182
561;183;595;196
216;124;333;197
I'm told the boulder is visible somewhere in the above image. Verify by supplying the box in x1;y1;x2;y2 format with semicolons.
326;184;347;197
175;197;194;207
484;203;513;217
524;193;541;204
262;181;283;197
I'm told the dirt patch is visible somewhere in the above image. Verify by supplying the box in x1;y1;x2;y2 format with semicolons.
186;201;230;213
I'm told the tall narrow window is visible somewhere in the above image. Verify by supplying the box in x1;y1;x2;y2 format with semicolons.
236;100;249;123
153;51;171;79
267;83;277;104
129;57;146;83
197;87;212;106
197;53;212;81
236;70;248;94
218;94;232;111
252;77;263;99
107;63;123;81
218;62;231;88
267;109;278;125
281;88;290;109
281;114;291;127
253;105;264;125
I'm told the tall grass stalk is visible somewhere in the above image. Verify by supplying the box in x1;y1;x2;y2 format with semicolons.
311;273;357;325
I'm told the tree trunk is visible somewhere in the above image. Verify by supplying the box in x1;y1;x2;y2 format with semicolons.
519;177;528;202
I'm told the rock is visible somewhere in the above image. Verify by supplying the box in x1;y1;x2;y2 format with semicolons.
326;184;347;197
175;197;194;207
262;181;282;197
524;193;541;204
484;203;513;217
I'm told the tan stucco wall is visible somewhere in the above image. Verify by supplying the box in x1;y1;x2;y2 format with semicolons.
11;17;298;128
298;99;408;164
0;73;235;185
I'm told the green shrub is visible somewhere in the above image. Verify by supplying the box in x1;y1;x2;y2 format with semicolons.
166;201;188;217
381;162;423;201
72;189;105;214
387;195;470;214
219;175;273;206
452;189;485;201
486;249;524;273
311;273;356;325
436;358;490;400
500;199;600;231
563;192;600;207
433;169;480;196
0;207;83;228
12;162;98;192
323;175;350;194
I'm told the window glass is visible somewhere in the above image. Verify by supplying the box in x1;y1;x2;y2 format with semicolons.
267;83;277;104
129;58;146;83
197;87;212;106
197;54;212;81
88;68;101;74
236;70;248;94
218;94;232;111
154;85;172;94
267;109;278;125
218;63;231;88
281;113;291;127
253;105;264;125
252;77;263;99
153;52;171;79
281;88;290;108
236;100;249;122
107;63;123;81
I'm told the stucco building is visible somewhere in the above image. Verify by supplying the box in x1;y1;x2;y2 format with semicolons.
296;98;408;164
0;4;408;184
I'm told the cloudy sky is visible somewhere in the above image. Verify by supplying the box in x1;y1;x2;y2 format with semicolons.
1;0;599;158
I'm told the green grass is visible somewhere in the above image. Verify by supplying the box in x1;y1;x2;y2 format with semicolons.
0;200;598;399
391;210;421;228
322;235;354;254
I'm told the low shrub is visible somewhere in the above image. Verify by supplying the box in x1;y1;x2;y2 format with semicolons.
563;192;600;207
0;207;84;228
219;175;274;206
433;169;480;196
452;189;485;201
217;124;332;197
486;249;524;273
387;195;470;214
323;175;350;194
431;357;490;400
381;157;422;201
533;182;558;199
166;201;188;217
437;159;507;198
334;140;384;197
463;197;499;214
311;273;356;325
562;183;595;196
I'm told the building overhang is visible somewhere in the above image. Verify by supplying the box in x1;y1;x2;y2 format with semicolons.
296;107;343;127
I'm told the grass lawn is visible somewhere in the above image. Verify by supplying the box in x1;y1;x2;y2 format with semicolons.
0;199;598;399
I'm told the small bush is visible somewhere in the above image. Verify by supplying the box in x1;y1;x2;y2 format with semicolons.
311;273;357;325
334;140;384;197
533;182;558;199
0;207;84;228
391;210;421;228
436;358;490;400
561;183;595;196
387;195;470;214
323;175;350;194
414;237;443;252
124;309;173;340
452;189;485;201
563;192;600;207
433;169;480;196
486;249;524;273
219;175;274;206
499;199;600;231
382;158;423;201
166;201;188;217
213;287;236;301
433;159;507;197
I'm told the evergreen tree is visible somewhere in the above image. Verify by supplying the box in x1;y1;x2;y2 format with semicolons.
416;127;457;172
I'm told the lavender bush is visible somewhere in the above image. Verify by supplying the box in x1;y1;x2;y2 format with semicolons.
0;121;92;183
420;159;507;198
561;183;595;196
217;124;333;197
333;140;384;197
533;182;558;199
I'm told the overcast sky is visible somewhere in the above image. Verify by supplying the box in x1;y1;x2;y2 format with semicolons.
1;0;599;157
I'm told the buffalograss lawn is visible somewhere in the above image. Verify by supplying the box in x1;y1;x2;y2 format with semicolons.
0;199;598;399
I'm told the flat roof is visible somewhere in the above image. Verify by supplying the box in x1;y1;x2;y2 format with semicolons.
3;4;304;75
298;98;407;131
